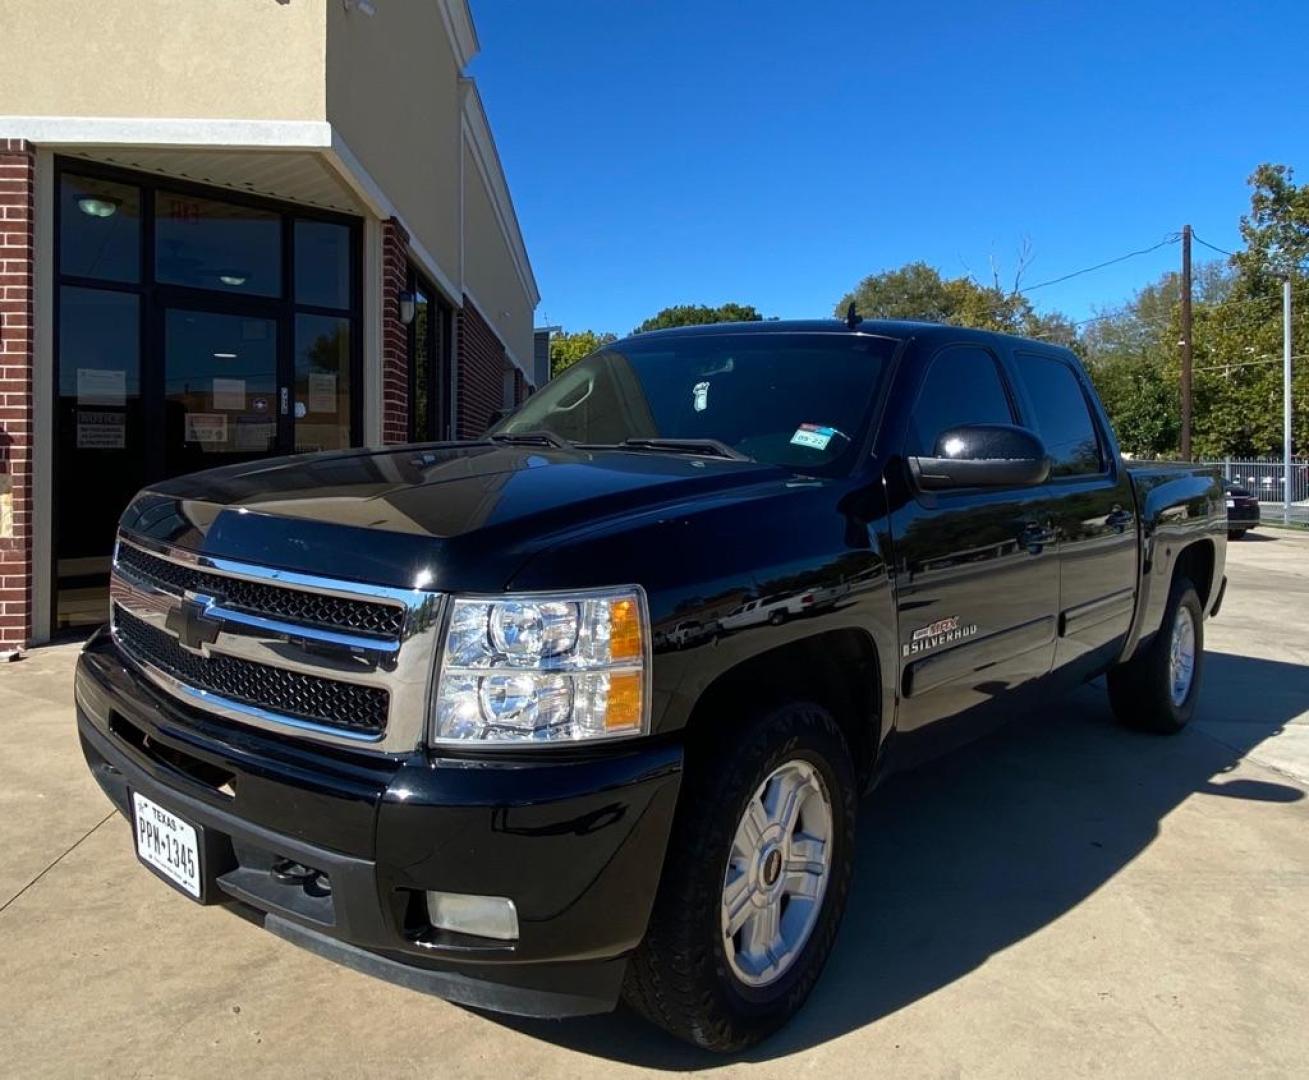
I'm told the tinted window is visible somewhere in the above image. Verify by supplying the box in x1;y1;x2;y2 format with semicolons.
60;175;140;283
1014;353;1103;476
294;219;351;309
906;346;1013;456
498;333;898;475
155;192;281;297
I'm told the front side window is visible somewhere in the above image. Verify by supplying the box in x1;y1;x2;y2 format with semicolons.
905;345;1014;457
1013;352;1103;476
497;333;899;475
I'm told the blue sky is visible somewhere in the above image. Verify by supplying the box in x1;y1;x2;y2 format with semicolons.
469;1;1309;336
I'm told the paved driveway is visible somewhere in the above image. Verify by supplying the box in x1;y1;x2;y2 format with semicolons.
3;532;1308;1079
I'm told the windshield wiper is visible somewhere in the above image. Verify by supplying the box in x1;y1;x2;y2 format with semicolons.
487;430;571;449
615;437;751;461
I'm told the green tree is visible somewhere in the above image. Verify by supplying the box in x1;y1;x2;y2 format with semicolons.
1192;164;1309;457
549;329;617;378
834;261;1073;341
634;303;764;334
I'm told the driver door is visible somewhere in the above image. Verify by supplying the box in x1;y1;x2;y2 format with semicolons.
888;344;1059;759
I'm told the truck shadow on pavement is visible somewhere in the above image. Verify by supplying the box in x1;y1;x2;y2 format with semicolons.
497;650;1306;1068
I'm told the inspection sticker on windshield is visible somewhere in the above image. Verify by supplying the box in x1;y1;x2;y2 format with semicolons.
790;424;837;451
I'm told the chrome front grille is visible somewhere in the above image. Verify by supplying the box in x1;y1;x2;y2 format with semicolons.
109;534;443;753
114;607;390;733
116;542;406;638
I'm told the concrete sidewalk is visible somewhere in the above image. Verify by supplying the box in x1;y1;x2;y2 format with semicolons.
2;535;1307;1079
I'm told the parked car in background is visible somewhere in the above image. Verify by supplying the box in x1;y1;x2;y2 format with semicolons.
1225;481;1261;539
77;319;1227;1052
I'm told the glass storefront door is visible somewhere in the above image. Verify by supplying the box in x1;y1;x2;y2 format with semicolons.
54;162;361;633
163;309;281;477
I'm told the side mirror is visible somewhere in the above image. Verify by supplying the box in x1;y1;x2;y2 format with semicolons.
908;424;1050;491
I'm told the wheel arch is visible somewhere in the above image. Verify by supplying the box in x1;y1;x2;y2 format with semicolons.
1173;538;1216;608
680;629;883;787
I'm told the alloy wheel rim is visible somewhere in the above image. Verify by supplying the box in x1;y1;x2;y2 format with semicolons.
1168;605;1196;707
721;759;833;988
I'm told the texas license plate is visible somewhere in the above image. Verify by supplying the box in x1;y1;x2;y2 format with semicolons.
132;791;201;899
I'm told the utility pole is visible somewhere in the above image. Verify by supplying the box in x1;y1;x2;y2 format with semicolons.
1285;278;1293;524
1180;224;1193;462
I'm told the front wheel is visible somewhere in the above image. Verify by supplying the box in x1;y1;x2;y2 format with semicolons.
1107;576;1204;733
623;702;856;1051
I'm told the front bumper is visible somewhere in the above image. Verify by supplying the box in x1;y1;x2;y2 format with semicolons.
75;628;683;1018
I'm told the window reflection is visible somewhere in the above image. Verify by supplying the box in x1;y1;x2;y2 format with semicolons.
59;175;140;283
155;192;280;297
296;314;351;452
57;286;142;628
164;310;278;471
295;220;351;310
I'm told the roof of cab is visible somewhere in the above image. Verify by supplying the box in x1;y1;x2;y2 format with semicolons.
624;318;1068;352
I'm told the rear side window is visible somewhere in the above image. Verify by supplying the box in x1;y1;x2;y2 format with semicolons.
905;345;1013;457
1013;352;1103;476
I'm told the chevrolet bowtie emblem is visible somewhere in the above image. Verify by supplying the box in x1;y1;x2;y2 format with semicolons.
165;594;222;655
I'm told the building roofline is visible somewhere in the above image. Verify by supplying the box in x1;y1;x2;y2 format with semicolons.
458;77;540;308
437;0;481;70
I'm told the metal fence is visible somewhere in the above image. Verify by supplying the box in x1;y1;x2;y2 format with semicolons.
1200;458;1309;523
1205;458;1308;502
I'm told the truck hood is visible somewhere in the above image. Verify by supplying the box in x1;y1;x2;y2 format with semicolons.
121;443;786;592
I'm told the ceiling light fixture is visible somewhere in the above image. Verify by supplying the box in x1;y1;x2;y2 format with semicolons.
213;352;238;359
77;196;119;218
218;270;248;286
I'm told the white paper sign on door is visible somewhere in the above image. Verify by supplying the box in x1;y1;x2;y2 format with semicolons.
185;413;228;445
212;378;246;411
307;372;337;414
77;368;126;407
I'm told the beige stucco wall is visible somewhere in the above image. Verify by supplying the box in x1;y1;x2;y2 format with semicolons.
0;0;326;121
325;1;462;297
461;138;533;366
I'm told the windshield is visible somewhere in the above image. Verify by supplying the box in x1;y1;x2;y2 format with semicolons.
496;332;899;474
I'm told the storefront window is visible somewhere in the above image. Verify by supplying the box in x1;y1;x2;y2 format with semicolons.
164;310;278;473
59;175;141;284
155;191;281;297
295;314;351;452
56;286;142;628
54;162;361;635
295;220;352;310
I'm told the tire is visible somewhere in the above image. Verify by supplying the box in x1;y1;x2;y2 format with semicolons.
1228;529;1246;541
1106;575;1204;734
623;701;857;1052
768;610;786;626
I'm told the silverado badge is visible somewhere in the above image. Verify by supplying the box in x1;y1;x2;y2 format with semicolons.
903;615;978;657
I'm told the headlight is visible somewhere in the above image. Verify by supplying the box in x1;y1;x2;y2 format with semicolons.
432;587;650;745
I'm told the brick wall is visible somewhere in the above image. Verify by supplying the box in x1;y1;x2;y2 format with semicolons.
0;140;34;653
380;217;410;445
456;296;508;439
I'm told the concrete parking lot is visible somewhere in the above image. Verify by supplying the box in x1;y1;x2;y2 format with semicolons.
2;533;1307;1079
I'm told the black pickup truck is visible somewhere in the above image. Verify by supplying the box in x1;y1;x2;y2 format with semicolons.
75;320;1226;1051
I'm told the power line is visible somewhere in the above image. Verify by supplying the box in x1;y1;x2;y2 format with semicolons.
1192;232;1238;258
1019;234;1181;294
1193;230;1309;274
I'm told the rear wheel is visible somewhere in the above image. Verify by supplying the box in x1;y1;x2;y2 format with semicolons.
623;701;856;1051
1228;528;1247;541
1107;575;1203;734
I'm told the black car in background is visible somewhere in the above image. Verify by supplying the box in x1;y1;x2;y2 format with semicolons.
1225;481;1261;539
